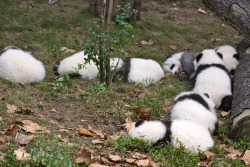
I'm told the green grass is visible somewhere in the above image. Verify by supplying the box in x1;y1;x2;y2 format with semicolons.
0;0;249;166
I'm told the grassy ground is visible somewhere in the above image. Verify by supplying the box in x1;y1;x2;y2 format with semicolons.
0;0;249;166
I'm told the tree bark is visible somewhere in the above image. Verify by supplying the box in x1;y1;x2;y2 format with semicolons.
201;0;250;40
229;54;250;139
237;38;250;55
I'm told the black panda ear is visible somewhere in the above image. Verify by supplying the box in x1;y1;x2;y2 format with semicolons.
203;93;209;98
230;70;235;75
135;120;145;127
217;52;223;59
233;53;240;61
196;53;203;63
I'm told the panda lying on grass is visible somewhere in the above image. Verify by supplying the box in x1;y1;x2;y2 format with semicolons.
0;46;46;84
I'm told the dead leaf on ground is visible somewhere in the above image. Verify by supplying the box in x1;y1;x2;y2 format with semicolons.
205;151;214;160
138;39;154;46
17;120;42;133
136;159;149;167
130;152;147;160
125;158;136;163
122;122;136;133
198;8;207;14
101;157;116;166
224;145;242;156
169;45;177;50
218;120;224;125
60;46;76;53
76;147;92;165
15;133;35;145
0;156;4;162
14;148;32;161
120;101;131;108
164;99;172;107
196;161;208;166
220;111;231;117
170;7;179;11
5;125;18;139
132;107;151;120
165;73;173;77
78;125;95;137
242;150;250;165
0;137;6;144
89;164;109;167
92;139;104;145
108;134;120;141
88;125;104;138
6;103;17;113
149;158;160;167
109;154;123;162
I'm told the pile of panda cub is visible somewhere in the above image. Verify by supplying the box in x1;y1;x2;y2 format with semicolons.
129;45;240;154
0;45;239;154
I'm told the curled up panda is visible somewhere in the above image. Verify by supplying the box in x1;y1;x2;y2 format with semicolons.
129;119;214;154
192;49;233;111
163;52;198;80
0;46;46;84
53;51;124;80
170;91;218;134
112;58;164;87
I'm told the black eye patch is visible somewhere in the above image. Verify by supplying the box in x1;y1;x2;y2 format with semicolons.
170;64;175;70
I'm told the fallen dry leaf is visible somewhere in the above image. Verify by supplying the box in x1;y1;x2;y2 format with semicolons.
224;145;242;156
76;147;92;165
15;133;35;145
6;103;17;113
5;125;18;139
198;8;207;14
101;157;116;166
218;120;224;125
196;161;208;166
205;151;214;160
60;46;76;53
122;122;136;133
0;136;6;144
149;158;160;167
14;148;31;161
170;7;179;11
220;111;231;117
138;39;154;46
88;125;104;138
18;120;41;133
169;45;177;50
133;107;151;120
130;152;147;160
120;101;131;108
78;126;95;137
108;134;120;141
242;150;250;165
89;164;109;167
125;158;136;163
136;159;149;167
92;139;104;145
165;73;173;77
109;154;122;162
0;155;4;161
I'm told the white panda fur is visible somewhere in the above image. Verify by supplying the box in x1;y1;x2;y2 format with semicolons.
54;51;98;80
192;49;232;111
129;120;214;154
0;46;46;83
110;57;124;70
163;52;183;74
128;58;164;86
170;91;217;133
215;45;240;75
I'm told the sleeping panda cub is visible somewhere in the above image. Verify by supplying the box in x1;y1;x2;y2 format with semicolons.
113;58;164;87
215;45;240;76
170;91;218;134
0;46;46;83
163;52;198;79
192;49;232;111
129;119;214;154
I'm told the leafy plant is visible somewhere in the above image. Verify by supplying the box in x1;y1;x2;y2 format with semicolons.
84;3;137;86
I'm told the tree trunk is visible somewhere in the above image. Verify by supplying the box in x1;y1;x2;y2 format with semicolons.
201;0;250;40
229;54;250;139
237;38;250;55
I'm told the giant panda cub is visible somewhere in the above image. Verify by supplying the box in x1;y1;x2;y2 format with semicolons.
54;51;124;80
0;46;46;84
215;45;240;76
113;58;164;87
170;91;218;133
163;52;198;79
129;119;214;154
192;49;232;111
